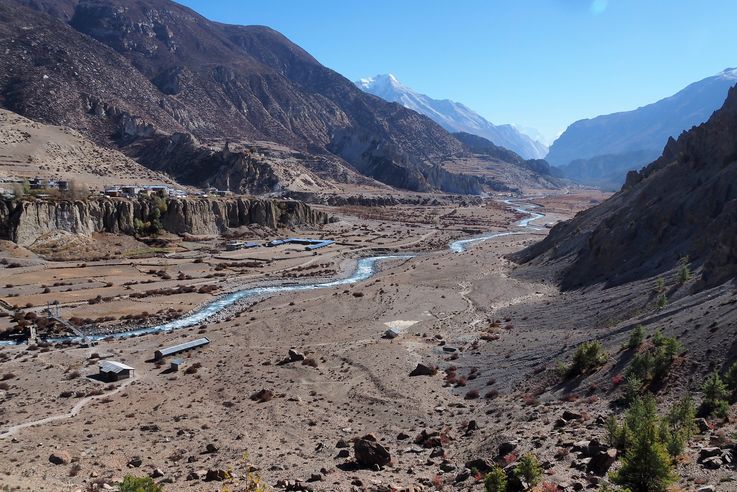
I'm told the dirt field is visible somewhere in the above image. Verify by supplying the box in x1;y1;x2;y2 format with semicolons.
1;189;733;492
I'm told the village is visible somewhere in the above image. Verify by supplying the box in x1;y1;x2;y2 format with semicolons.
0;175;235;200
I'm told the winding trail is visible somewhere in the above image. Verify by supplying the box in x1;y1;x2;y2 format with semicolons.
0;377;136;439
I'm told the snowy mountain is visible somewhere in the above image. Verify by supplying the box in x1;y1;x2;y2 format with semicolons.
547;67;737;189
356;74;548;160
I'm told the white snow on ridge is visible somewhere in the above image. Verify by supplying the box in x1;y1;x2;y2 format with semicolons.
355;74;548;159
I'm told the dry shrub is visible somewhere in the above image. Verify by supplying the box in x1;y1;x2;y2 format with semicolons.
485;389;499;399
465;389;480;400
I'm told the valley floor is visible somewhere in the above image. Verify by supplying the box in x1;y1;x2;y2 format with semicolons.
0;190;734;491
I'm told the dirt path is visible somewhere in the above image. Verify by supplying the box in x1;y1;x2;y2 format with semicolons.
0;377;137;439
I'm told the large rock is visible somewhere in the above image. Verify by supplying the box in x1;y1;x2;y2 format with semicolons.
354;435;391;467
587;448;617;476
409;363;437;377
463;458;494;473
205;468;230;481
49;451;71;465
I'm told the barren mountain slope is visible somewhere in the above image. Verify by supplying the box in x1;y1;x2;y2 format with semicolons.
0;0;517;194
0;108;175;187
514;84;737;291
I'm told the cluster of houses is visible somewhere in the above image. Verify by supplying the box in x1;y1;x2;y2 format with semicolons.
0;177;70;196
97;337;210;382
0;176;238;201
103;184;187;199
224;237;335;252
102;184;234;199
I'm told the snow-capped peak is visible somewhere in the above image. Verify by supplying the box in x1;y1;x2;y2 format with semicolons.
354;74;549;159
357;73;404;91
719;67;737;79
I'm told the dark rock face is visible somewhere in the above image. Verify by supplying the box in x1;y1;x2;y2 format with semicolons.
353;436;391;467
515;84;737;291
0;196;328;246
0;0;494;194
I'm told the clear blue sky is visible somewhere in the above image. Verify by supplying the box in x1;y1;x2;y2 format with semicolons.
177;0;736;142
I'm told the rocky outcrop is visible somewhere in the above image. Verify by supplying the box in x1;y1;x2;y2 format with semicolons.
0;196;327;246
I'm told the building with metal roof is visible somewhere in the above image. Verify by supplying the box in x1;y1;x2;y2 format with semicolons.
154;337;210;360
98;361;134;382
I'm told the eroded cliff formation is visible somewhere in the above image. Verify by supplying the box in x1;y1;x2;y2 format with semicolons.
0;196;328;246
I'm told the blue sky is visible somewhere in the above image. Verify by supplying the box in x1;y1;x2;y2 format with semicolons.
178;0;736;142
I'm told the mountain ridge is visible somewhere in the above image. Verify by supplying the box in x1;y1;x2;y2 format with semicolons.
1;0;512;195
514;83;737;291
548;68;737;189
356;74;548;160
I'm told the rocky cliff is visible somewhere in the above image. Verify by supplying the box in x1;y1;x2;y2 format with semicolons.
514;84;737;291
0;196;327;246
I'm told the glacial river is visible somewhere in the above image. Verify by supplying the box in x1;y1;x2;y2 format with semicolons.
1;199;544;345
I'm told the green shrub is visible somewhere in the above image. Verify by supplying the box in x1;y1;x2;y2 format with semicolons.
725;361;737;393
625;331;682;385
119;475;163;492
655;277;665;292
570;340;608;376
610;395;678;491
701;371;730;418
655;294;667;309
677;263;691;283
514;453;542;486
483;464;507;492
660;394;696;457
626;325;646;350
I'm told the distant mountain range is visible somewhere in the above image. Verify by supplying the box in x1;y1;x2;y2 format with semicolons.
356;74;548;160
548;68;737;190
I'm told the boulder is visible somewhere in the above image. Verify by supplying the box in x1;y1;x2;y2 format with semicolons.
409;363;437;377
463;458;494;473
698;447;722;462
205;468;230;481
498;440;518;456
288;349;305;362
562;410;582;421
149;468;164;478
429;447;445;458
127;457;143;468
204;443;219;454
335;449;350;459
250;389;274;402
49;451;71;465
455;469;471;482
587;448;617;476
354;436;391;467
186;470;206;480
414;429;442;448
701;456;721;470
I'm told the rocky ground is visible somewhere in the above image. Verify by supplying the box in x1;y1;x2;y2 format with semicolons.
0;190;734;491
